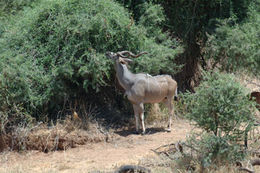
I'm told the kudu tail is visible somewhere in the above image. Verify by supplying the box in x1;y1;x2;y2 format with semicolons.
174;87;178;101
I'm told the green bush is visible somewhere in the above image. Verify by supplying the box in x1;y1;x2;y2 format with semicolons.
181;133;246;170
0;55;35;133
183;72;255;137
179;72;256;169
0;0;182;119
138;3;165;38
205;1;260;74
0;53;50;117
0;0;38;17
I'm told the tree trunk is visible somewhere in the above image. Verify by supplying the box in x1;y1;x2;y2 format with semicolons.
175;42;201;92
0;132;6;152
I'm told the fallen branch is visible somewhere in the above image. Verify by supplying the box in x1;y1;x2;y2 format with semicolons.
153;143;176;151
151;142;184;160
239;167;254;173
236;159;260;173
236;161;254;173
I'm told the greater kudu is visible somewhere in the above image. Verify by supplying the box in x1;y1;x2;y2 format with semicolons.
106;51;178;134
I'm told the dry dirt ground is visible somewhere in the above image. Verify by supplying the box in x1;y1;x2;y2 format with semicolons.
0;120;192;173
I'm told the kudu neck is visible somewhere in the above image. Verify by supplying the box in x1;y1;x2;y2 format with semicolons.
115;61;134;90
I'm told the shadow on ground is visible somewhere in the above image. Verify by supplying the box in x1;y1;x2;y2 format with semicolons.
115;127;167;137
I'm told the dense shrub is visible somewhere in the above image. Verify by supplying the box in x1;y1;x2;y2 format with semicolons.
138;3;165;38
180;72;256;168
179;133;247;170
205;1;260;75
0;0;38;17
183;72;255;137
0;0;181;119
0;53;50;117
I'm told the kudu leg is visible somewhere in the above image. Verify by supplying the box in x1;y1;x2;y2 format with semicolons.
133;103;145;134
166;99;174;132
139;103;145;134
140;112;145;134
134;114;139;132
133;106;140;132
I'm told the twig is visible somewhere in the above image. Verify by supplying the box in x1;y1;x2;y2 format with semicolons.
239;167;254;173
245;79;260;89
236;161;254;173
151;148;173;160
182;142;200;153
154;142;176;151
151;149;161;156
236;159;260;173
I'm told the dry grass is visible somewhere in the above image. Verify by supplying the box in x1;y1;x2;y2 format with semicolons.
0;102;113;153
236;72;260;92
235;72;260;121
146;103;168;124
145;101;183;126
1;115;111;153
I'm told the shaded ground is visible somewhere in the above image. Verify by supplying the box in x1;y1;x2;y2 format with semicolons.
0;120;192;173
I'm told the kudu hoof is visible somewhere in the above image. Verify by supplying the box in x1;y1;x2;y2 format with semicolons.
133;131;140;135
166;128;171;133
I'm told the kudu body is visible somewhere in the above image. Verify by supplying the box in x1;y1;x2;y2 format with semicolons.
106;51;178;134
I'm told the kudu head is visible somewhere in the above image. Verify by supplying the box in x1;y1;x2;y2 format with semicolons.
105;51;148;66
